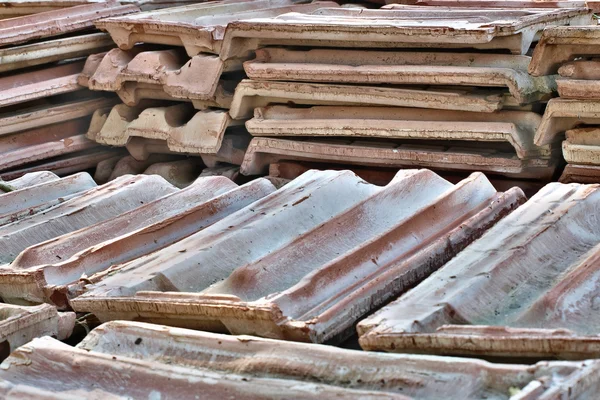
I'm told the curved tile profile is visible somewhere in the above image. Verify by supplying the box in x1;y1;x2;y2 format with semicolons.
246;105;550;159
86;49;228;102
0;172;96;226
0;178;275;308
244;48;556;105
0;174;177;266
358;182;600;360
2;320;599;399
529;26;600;76
87;103;233;155
0;304;74;361
71;169;523;344
229;79;506;120
562;128;600;166
220;7;592;59
96;0;338;56
240;137;559;179
535;98;600;147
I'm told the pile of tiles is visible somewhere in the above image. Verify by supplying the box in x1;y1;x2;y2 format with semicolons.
2;320;600;398
530;24;600;183
1;168;600;398
206;3;593;182
0;2;145;180
5;2;600;398
79;0;337;183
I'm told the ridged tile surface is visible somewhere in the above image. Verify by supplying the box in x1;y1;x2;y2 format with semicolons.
71;169;523;343
358;182;600;359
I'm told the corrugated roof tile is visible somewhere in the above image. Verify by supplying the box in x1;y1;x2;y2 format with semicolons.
96;0;338;56
220;7;592;60
87;103;235;155
229;79;507;120
246;105;551;160
70;169;523;343
244;48;556;105
358;181;600;359
240;137;559;179
0;177;274;308
2;320;599;399
0;174;177;265
0;172;95;225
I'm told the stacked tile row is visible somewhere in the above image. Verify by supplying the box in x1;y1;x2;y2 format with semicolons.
79;0;336;181
0;2;141;180
529;25;600;183
209;4;592;181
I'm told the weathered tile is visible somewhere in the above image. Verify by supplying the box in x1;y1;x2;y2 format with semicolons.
0;148;126;181
0;304;74;360
0;171;58;192
0;62;85;109
0;174;177;265
2;321;599;399
535;98;600;146
0;172;95;226
0;119;98;172
558;59;600;79
0;33;114;74
557;78;600;99
229;79;507;119
86;48;240;103
244;48;556;105
71;170;523;343
0;2;139;47
358;182;600;359
0;177;274;308
0;96;118;137
560;164;600;183
241;137;559;179
267;161;548;197
563;127;600;165
87;103;234;155
96;0;338;56
529;26;600;76
246;105;551;159
221;7;592;60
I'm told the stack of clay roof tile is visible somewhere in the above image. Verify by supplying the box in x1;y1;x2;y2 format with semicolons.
206;4;593;180
79;0;338;178
1;320;600;399
530;25;600;183
0;1;143;180
0;169;521;344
